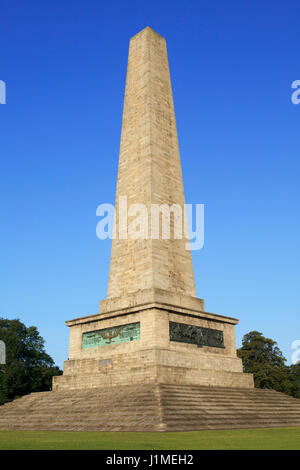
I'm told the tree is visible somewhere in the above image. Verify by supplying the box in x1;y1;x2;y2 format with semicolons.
237;330;293;395
289;363;300;399
0;318;62;405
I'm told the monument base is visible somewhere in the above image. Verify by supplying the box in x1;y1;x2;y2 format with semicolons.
1;383;300;431
53;288;253;391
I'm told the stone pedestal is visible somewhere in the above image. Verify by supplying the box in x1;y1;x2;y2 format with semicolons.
53;289;253;391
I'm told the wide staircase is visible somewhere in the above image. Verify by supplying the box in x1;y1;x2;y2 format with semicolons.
0;384;300;431
160;385;300;431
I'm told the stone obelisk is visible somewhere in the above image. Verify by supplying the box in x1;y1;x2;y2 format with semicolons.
108;27;196;299
53;27;253;392
6;27;300;435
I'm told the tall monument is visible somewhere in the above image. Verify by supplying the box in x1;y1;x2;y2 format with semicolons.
53;27;253;391
2;27;300;433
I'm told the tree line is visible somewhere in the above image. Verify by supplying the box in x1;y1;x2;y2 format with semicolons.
0;318;62;405
237;331;300;398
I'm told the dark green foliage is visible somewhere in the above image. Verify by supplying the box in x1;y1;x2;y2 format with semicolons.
0;318;62;405
237;331;293;396
289;363;300;399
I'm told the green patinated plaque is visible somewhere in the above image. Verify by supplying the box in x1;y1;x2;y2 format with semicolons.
169;321;224;349
82;322;140;349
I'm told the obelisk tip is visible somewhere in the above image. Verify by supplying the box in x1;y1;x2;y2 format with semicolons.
130;26;165;41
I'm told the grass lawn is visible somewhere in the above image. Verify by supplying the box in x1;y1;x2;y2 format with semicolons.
0;427;299;450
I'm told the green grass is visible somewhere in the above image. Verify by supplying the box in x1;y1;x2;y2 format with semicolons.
0;428;299;450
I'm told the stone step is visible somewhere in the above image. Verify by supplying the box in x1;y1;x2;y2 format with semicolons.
160;389;296;398
160;389;295;399
0;411;161;421
163;414;300;422
162;394;298;402
0;384;300;431
160;402;300;409
162;409;300;417
0;398;159;409
1;415;299;427
160;396;297;404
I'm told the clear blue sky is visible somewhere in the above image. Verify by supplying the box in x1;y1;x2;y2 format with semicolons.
1;0;299;368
